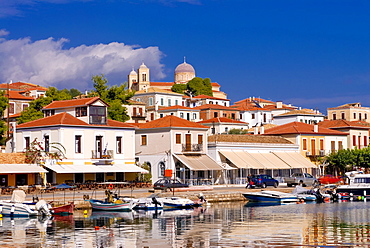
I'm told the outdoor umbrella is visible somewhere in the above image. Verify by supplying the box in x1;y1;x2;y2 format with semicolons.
52;183;75;203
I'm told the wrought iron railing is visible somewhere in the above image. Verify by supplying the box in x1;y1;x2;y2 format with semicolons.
182;144;203;152
91;150;114;159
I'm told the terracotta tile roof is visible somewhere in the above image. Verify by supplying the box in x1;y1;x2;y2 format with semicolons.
263;104;296;110
211;82;220;87
126;100;146;105
192;95;230;101
247;123;278;132
264;121;347;136
234;97;274;105
7;91;34;100
138;115;208;129
318;119;370;129
43;97;105;110
9;113;22;118
17;112;135;129
275;109;324;117
0;82;48;91
194;104;239;111
327;102;363;110
150;82;175;87
158;105;198;111
198;117;248;124
0;153;26;164
208;134;293;144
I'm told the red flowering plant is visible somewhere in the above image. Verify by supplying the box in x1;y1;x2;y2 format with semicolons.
25;138;66;165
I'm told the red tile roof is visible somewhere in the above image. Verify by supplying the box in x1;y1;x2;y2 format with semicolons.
138;115;208;129
198;117;248;124
150;82;174;86
264;122;347;136
43;97;108;110
0;82;48;91
318;119;370;129
7;91;34;100
17;112;135;129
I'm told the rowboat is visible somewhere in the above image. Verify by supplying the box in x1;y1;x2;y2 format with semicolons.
51;202;74;215
162;197;195;209
89;199;135;211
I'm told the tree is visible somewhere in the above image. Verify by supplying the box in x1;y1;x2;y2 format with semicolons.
18;87;73;124
25;138;66;165
228;128;248;135
89;74;134;122
171;83;187;94
186;77;213;97
0;91;8;144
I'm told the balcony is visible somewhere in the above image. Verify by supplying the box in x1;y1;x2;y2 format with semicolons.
182;144;203;153
91;150;114;165
306;150;325;157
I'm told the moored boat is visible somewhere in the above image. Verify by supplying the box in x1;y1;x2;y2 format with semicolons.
89;199;135;211
336;171;370;199
242;190;298;203
162;197;196;209
51;202;74;215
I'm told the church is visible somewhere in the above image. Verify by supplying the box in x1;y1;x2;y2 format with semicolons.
127;60;227;99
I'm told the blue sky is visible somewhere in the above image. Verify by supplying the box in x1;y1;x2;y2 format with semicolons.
0;0;369;113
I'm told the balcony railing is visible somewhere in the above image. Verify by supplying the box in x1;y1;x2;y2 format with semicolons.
91;150;114;159
182;144;203;153
306;150;325;157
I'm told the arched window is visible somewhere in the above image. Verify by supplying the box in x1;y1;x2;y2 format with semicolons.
159;162;165;177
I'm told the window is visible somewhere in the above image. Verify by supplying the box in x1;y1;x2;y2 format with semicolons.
365;113;368;120
303;139;307;150
116;137;122;154
338;141;343;150
232;113;235;120
198;134;203;144
149;97;153;106
25;137;30;150
193;113;197;120
332;113;336;120
136;98;141;102
8;103;14;114
319;139;324;150
364;136;368;147
225;127;229;133
142;73;147;81
44;135;49;152
354;113;357;119
214;112;218;118
263;113;267;122
75;135;82;153
22;104;28;111
331;141;335;152
176;134;181;144
168;99;171;106
175;99;178;105
251;113;255;119
159;162;165;177
341;112;345;119
89;106;106;124
353;135;356;146
240;114;242;120
160;98;164;106
211;128;215;134
180;113;184;118
359;113;362;120
159;114;164;118
76;107;87;117
141;135;147;146
151;113;154;120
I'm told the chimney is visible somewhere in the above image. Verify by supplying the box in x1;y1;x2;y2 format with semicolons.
260;125;265;134
314;124;318;133
276;101;283;109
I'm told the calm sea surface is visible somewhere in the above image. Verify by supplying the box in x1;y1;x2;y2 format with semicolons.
0;201;370;247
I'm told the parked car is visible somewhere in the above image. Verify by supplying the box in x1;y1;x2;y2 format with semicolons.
247;174;279;188
284;173;318;187
318;175;344;185
153;178;189;191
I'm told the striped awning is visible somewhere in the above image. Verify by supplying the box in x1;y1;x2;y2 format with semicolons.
44;163;148;174
0;164;47;174
174;154;223;171
272;152;317;168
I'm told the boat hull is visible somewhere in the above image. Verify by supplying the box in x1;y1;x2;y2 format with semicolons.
243;191;298;203
162;197;195;209
0;202;38;217
52;202;74;215
89;199;134;211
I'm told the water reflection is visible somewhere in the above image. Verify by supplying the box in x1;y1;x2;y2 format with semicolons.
0;202;369;247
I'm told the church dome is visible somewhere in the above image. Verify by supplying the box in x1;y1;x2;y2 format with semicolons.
175;62;195;73
139;62;148;69
130;69;137;75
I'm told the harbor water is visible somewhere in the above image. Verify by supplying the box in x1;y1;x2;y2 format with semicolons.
0;200;370;247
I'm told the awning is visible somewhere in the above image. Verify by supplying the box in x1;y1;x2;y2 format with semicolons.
258;152;291;169
245;152;289;169
272;152;317;168
44;164;148;174
219;150;247;168
0;164;47;174
238;151;266;169
174;154;223;171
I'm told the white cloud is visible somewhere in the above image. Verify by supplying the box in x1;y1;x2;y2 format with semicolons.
0;29;9;37
0;36;166;90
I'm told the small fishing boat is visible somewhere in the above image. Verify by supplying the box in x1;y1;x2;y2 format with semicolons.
132;197;164;210
89;199;135;211
242;190;298;203
162;196;196;209
336;171;370;199
51;202;74;215
0;190;52;217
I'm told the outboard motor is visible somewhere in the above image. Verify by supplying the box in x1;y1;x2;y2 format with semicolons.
152;197;161;207
313;188;326;203
35;200;52;216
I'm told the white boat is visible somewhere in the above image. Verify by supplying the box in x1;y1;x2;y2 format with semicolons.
336;171;370;199
0;190;52;217
162;197;195;209
132;197;164;210
89;199;135;211
292;186;317;201
242;190;298;203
